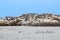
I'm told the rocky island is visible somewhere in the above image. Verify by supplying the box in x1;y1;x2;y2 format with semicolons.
0;13;60;26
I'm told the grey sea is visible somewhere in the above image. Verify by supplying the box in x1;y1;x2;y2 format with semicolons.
0;26;60;40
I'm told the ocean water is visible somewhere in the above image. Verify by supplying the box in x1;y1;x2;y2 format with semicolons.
0;26;60;40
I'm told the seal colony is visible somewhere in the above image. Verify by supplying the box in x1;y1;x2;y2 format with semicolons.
0;13;60;26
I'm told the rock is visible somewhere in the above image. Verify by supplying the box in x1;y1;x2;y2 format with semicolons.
0;13;60;26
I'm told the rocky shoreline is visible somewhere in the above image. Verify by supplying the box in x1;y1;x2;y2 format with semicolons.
0;13;60;26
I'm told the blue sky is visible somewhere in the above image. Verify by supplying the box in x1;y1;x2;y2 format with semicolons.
0;0;60;17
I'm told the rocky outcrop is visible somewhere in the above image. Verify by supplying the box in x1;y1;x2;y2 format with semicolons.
0;13;60;26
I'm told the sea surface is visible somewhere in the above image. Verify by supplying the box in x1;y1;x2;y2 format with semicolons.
0;26;60;40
